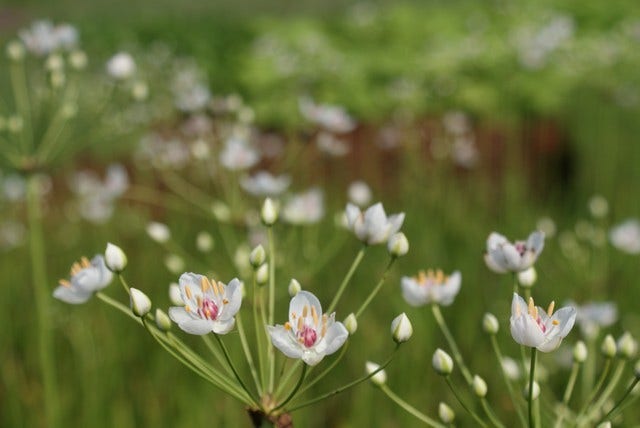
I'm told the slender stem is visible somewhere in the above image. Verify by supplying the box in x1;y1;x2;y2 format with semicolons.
528;348;537;428
432;304;473;385
299;341;349;395
117;273;130;294
272;364;308;412
599;377;640;424
214;334;260;407
236;313;263;396
587;360;626;421
267;226;276;393
443;376;487;427
97;292;140;323
202;335;234;377
379;384;447;428
27;175;59;428
489;335;527;426
9;58;32;152
253;277;268;391
554;362;581;428
480;397;506;428
578;357;611;415
354;256;396;319
288;344;400;411
327;245;366;313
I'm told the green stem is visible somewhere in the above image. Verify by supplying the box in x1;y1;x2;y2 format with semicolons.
253;277;268;392
288;344;400;411
202;335;234;377
236;313;263;396
354;256;396;319
578;357;611;416
443;376;487;427
528;348;537;428
298;341;349;395
267;226;276;393
272;364;308;412
489;335;527;427
327;246;366;313
554;362;580;428
27;175;59;428
117;273;130;294
97;292;140;323
586;360;626;421
215;334;260;407
9;58;32;152
480;397;506;428
432;304;473;385
598;377;640;425
379;384;447;428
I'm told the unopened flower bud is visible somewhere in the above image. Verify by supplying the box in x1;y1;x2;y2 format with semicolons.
602;334;617;358
617;332;638;359
502;357;521;380
211;201;231;222
131;80;148;101
69;50;87;70
261;198;278;226
573;341;588;363
46;54;64;72
146;222;170;243
596;422;612;428
130;288;151;317
155;308;171;331
517;267;537;288
164;254;184;274
589;195;609;219
524;381;540;400
288;279;301;297
391;313;413;343
255;263;269;285
438;402;455;424
249;245;266;268
196;231;214;252
169;283;183;306
483;313;499;334
344;313;358;335
365;361;387;386
6;40;25;61
473;375;488;397
105;242;127;273
433;348;454;376
387;232;409;257
50;70;65;88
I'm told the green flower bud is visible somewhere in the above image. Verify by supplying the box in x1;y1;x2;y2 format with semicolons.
617;332;638;359
105;242;127;273
365;361;387;386
255;263;268;285
483;312;499;335
344;313;358;335
432;348;454;376
261;198;278;226
288;279;301;297
473;375;488;397
438;402;455;424
155;308;171;331
249;245;266;268
130;288;152;317
391;313;413;343
517;267;537;288
523;381;540;400
387;232;409;257
573;341;588;363
601;334;617;358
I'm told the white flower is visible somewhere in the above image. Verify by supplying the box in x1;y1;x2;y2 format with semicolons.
19;20;78;56
348;180;372;207
345;202;405;245
570;301;618;339
316;132;350;157
401;270;461;307
268;290;348;366
219;137;259;171
282;188;325;225
299;97;356;134
510;293;576;352
168;273;242;335
106;52;136;80
484;231;545;273
168;282;183;306
387;232;409;257
105;242;127;272
53;255;113;304
241;171;291;197
609;219;640;254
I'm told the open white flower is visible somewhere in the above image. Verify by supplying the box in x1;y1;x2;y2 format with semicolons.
53;255;113;304
219;137;259;171
106;52;136;80
268;290;348;366
282;188;324;225
401;269;461;307
345;202;405;245
299;97;356;134
609;219;640;254
510;293;576;352
569;300;618;339
168;273;242;335
484;231;545;273
241;171;290;197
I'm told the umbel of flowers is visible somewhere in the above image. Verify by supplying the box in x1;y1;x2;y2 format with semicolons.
54;199;409;426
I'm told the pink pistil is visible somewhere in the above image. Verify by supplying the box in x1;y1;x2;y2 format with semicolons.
198;298;219;320
298;325;317;347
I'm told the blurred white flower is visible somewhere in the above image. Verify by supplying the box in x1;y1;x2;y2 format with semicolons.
146;222;171;243
53;255;113;304
19;20;78;56
219;137;260;171
570;301;618;339
69;164;129;224
401;270;461;307
510;293;576;352
172;64;211;113
268;290;348;365
299;97;356;134
169;273;242;335
348;180;372;207
282;188;325;225
241;171;290;197
588;195;609;219
609;219;640;254
345;202;405;245
0;220;26;251
316;132;350;157
106;52;136;80
484;231;545;273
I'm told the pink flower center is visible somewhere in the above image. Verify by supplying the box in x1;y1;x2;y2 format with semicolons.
298;325;317;348
515;241;527;256
198;298;219;320
535;316;547;333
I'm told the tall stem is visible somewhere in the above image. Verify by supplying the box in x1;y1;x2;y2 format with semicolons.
432;304;473;385
379;384;447;428
489;335;527;426
27;175;59;428
355;256;396;319
267;226;276;393
443;377;487;427
327;246;366;313
528;348;537;428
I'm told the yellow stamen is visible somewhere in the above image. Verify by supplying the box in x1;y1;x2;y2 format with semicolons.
196;295;203;308
185;285;192;300
223;299;229;305
321;314;328;337
417;270;427;284
80;256;91;268
291;312;297;319
71;262;82;275
302;305;308;318
204;308;211;318
284;322;291;331
185;305;191;312
528;297;538;319
297;317;303;331
217;281;225;294
552;320;560;326
200;276;209;292
311;306;318;326
59;279;71;288
436;269;444;284
211;281;219;296
547;301;555;316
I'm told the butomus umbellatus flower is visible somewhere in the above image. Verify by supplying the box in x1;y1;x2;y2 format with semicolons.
484;231;545;273
53;255;113;304
401;269;461;307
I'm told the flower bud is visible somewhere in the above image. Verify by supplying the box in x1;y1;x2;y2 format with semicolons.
146;222;170;243
344;313;358;335
69;50;87;70
106;52;136;80
482;313;499;335
502;357;521;380
255;263;269;285
46;54;64;72
391;313;413;343
517;267;537;288
596;422;612;428
211;201;231;222
6;40;25;61
164;254;184;274
617;332;638;359
288;278;301;297
130;288;151;317
438;402;455;424
387;232;409;257
523;381;540;400
432;348;454;376
589;195;609;219
601;334;617;358
573;341;588;363
196;231;214;252
261;198;278;226
249;245;266;268
155;308;171;331
105;242;127;273
365;361;387;386
472;375;488;398
169;282;183;306
131;80;149;101
50;70;65;88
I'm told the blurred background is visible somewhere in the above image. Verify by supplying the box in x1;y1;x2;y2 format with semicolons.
1;0;640;426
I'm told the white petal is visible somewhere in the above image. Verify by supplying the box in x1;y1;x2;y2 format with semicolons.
502;245;522;270
268;325;303;359
289;291;322;330
486;232;507;251
53;285;92;304
168;306;193;324
319;321;348;356
219;278;242;320
387;212;405;235
400;277;428;306
527;231;545;254
301;350;324;366
484;252;507;273
345;204;361;228
211;318;235;335
176;318;213;335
